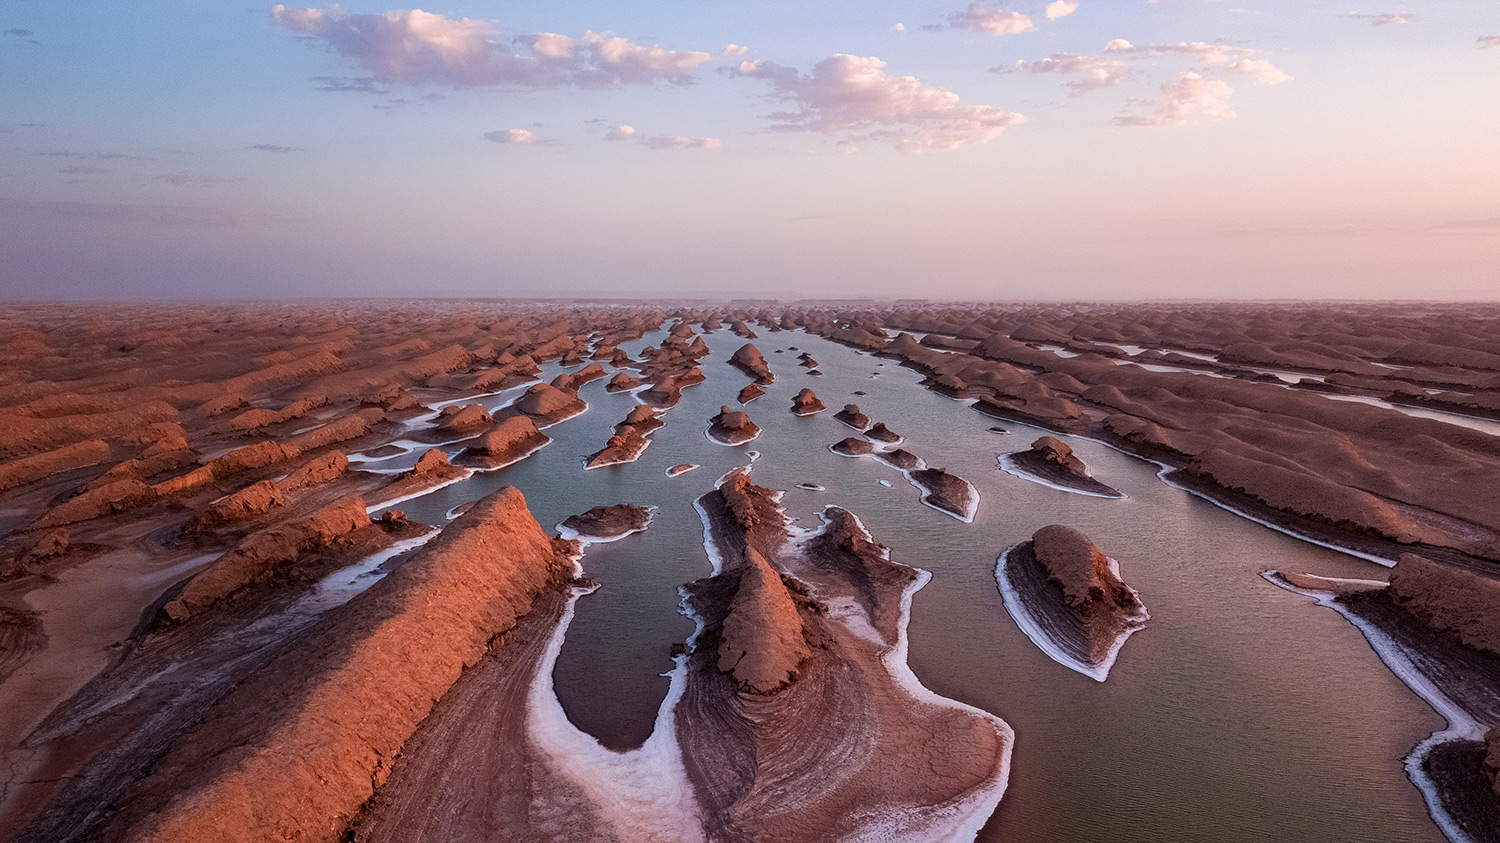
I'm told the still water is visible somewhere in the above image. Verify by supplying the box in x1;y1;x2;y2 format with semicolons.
377;325;1448;843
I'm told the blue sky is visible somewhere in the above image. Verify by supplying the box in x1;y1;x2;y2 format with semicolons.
2;1;1497;300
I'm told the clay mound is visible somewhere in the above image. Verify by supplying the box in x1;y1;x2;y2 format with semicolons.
405;449;456;477
709;406;761;446
1033;525;1141;613
467;416;549;459
790;388;826;416
0;439;111;492
37;478;156;528
511;383;587;425
1388;553;1500;657
797;353;819;369
878;449;923;471
185;479;285;535
1003;436;1123;498
551;363;606;393
909;468;978;521
737;383;764;404
1029;437;1089;477
99;487;571;843
865;422;900;444
438;404;493;433
560;504;651;540
835;404;870;430
277;451;349;493
161;496;372;624
667;464;698;477
716;547;811;695
584;428;648;469
641;377;683;408
730;320;758;339
285;409;384;452
621;404;662;430
605;371;643;392
730;343;774;385
831;437;875;457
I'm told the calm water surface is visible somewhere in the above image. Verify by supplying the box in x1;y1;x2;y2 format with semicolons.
378;326;1448;843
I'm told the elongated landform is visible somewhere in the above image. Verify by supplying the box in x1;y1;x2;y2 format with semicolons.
1000;436;1124;499
557;504;653;543
1265;556;1500;842
789;388;826;416
1;301;1498;843
678;468;1013;839
706;405;761;446
997;526;1149;681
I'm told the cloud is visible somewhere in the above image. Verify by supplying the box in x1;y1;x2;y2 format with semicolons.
643;135;723;150
272;6;728;89
733;54;1025;151
1347;12;1414;27
1116;71;1235;126
1103;39;1258;64
605;124;637;140
1006;53;1129;93
1044;1;1080;21
1228;58;1290;84
946;3;1035;34
250;144;304;153
484;128;537;145
154;173;230;185
892;23;906;32
1480;34;1500;49
311;76;390;94
4;27;39;45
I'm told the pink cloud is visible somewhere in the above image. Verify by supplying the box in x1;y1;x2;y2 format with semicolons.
271;6;725;88
1347;11;1415;27
947;3;1035;34
1044;1;1080;21
1116;72;1235;126
484;128;536;145
643;135;723;150
1008;53;1129;93
734;54;1025;151
1479;34;1500;49
1228;58;1291;84
1103;39;1258;64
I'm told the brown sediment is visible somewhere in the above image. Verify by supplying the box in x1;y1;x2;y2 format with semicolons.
1002;526;1148;672
605;370;644;392
830;436;875;457
90;487;574;843
865;421;901;444
667;463;699;477
908;467;979;521
559;504;652;541
498;383;587;427
460;416;551;468
834;404;870;430
797;352;819;369
1002;435;1124;498
715;547;811;694
1388;553;1500;656
369;449;471;507
790;388;826;416
877;448;922;471
551;362;606;393
708;406;761;446
0;440;112;492
677;472;1011;840
436;403;493;433
0;606;44;688
729;343;774;385
736;382;763;404
584;407;661;468
159;495;375;624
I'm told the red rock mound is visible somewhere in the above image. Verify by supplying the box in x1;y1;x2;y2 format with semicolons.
99;487;572;843
790;388;826;416
717;547;811;695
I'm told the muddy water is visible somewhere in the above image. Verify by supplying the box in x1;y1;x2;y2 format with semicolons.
376;326;1449;843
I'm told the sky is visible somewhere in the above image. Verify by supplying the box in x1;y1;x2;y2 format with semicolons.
1;1;1497;301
